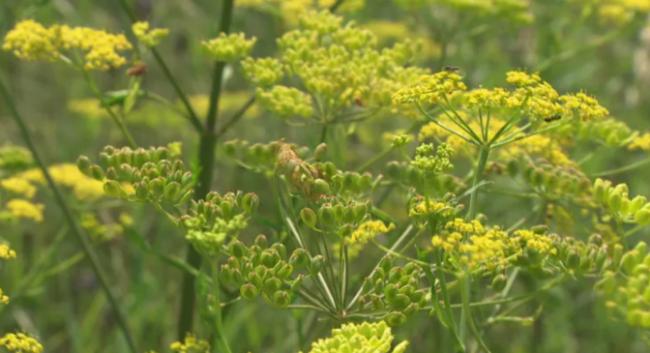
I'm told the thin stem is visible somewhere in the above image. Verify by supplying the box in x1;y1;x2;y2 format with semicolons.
116;0;203;132
81;69;137;147
212;274;233;353
467;146;490;219
0;77;137;353
346;225;414;310
216;96;256;138
592;157;650;177
177;0;237;340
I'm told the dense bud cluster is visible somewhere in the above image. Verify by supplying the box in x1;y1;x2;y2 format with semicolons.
182;191;259;256
299;321;409;353
201;32;256;62
596;242;650;328
507;158;591;202
221;235;306;307
593;178;650;225
77;144;194;207
357;258;428;326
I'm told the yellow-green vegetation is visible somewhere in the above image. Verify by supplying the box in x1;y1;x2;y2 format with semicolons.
2;0;650;352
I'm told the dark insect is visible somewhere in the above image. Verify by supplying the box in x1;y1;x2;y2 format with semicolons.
127;62;148;77
544;114;562;123
443;65;460;72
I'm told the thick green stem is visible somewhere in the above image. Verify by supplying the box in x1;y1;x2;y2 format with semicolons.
177;0;236;339
0;77;137;353
467;146;490;220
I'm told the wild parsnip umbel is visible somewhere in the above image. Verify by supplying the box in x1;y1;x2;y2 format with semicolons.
4;0;650;352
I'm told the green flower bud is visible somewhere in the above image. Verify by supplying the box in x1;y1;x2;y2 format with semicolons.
272;290;290;307
241;283;258;300
385;312;407;326
300;207;318;228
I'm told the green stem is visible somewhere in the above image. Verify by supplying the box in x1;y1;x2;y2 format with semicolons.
592;157;650;177
177;0;237;340
467;146;490;219
117;0;203;133
212;274;233;353
81;69;137;148
0;77;138;353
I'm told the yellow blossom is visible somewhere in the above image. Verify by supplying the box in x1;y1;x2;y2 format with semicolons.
0;243;17;260
132;21;169;47
628;132;650;151
0;332;43;353
2;20;60;61
170;334;210;353
0;177;37;198
3;20;132;70
345;220;395;257
6;199;44;222
202;32;256;62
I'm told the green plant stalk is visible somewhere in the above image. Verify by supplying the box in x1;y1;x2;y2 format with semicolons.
467;146;490;219
80;68;138;148
460;145;490;350
0;77;138;353
116;0;203;133
177;0;236;339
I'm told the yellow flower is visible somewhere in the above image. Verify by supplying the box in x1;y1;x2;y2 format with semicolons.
202;32;256;62
0;288;9;304
132;21;169;47
0;177;37;198
393;71;467;105
345;220;395;257
256;86;314;118
2;20;60;61
0;332;43;353
48;164;105;200
0;243;17;260
3;20;132;70
170;334;210;353
58;25;132;70
6;199;44;222
628;132;650;151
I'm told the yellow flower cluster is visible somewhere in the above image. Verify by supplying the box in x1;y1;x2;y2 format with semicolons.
393;71;467;106
3;20;132;70
2;20;60;61
169;334;210;353
628;132;650;151
0;289;9;305
1;177;37;198
5;199;44;223
0;332;43;353
408;199;456;218
202;32;256;62
431;218;558;273
344;220;395;257
9;164;104;201
242;57;284;87
132;21;169;47
256;85;314;118
250;11;427;118
0;243;17;260
300;321;409;353
502;135;573;166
